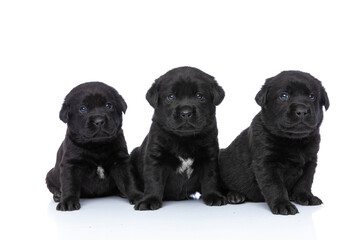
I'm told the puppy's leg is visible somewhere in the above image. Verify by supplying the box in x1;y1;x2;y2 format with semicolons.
227;191;246;204
134;163;166;211
46;168;61;202
254;161;299;215
200;158;227;206
290;161;323;205
111;161;143;205
56;162;83;211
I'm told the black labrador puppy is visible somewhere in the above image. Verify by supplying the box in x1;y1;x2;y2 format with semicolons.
219;71;329;215
131;66;227;210
46;82;141;211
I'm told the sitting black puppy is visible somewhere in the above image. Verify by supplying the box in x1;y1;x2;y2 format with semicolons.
46;82;141;211
219;71;329;215
131;66;227;210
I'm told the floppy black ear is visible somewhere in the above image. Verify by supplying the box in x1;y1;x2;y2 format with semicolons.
59;101;69;123
116;93;127;114
321;86;330;110
255;85;269;107
212;80;225;106
146;82;159;108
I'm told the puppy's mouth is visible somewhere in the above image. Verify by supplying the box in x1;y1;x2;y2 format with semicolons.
83;128;117;140
279;122;315;137
172;122;202;135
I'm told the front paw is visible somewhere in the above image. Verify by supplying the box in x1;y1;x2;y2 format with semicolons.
202;193;227;206
290;192;323;206
128;192;143;205
56;197;81;211
134;197;162;211
269;200;298;215
227;191;246;204
53;191;61;203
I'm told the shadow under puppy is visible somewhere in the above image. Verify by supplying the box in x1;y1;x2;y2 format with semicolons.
219;71;329;215
131;66;227;210
46;82;141;211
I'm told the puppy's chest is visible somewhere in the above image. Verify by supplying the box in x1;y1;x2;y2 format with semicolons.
86;165;108;180
176;156;195;179
95;166;106;180
277;151;307;179
88;160;110;180
85;153;115;180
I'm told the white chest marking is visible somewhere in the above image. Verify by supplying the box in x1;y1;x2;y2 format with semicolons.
177;157;194;179
97;166;106;179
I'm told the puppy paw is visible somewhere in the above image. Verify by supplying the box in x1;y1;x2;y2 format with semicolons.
227;192;246;204
128;192;143;205
269;200;298;215
134;197;162;211
53;191;61;203
290;192;323;206
202;193;227;206
56;198;81;211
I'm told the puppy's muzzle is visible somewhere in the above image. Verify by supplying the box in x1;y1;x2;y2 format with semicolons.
294;104;310;119
180;106;193;120
91;115;106;128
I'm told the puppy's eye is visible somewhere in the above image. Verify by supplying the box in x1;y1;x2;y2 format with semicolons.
167;94;176;101
195;93;204;100
280;92;289;101
309;94;316;101
105;102;113;109
79;106;87;113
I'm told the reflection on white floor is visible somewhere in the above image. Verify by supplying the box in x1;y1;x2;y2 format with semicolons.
47;196;321;240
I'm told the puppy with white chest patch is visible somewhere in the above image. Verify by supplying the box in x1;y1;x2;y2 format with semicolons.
46;82;142;211
131;66;227;210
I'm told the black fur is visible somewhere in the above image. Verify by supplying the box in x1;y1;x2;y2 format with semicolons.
46;82;141;211
131;66;227;210
219;71;329;215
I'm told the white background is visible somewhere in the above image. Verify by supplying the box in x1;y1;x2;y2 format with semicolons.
1;1;359;239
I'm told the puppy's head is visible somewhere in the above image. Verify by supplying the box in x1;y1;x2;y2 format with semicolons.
59;82;127;144
146;66;225;136
255;71;329;139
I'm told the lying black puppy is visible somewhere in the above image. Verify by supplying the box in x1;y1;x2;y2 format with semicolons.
219;71;329;215
131;66;227;210
46;82;141;211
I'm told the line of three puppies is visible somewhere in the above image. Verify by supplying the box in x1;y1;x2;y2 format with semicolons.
46;66;329;215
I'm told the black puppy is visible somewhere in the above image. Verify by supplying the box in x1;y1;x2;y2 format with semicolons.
46;82;141;211
131;66;227;210
219;71;329;215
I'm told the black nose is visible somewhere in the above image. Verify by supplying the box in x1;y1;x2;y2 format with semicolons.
92;116;105;127
180;106;193;119
295;105;309;118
